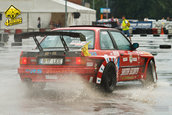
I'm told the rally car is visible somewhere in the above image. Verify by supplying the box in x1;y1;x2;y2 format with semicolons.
18;26;157;92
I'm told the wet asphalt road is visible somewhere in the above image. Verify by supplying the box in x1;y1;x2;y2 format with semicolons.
0;35;172;115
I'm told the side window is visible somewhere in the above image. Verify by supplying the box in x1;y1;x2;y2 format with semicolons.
110;31;131;50
100;31;114;50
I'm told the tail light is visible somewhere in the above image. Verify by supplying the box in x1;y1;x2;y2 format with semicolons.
76;57;81;64
20;57;27;64
20;57;37;65
65;57;86;65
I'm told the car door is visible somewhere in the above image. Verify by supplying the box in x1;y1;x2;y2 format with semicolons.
109;31;141;81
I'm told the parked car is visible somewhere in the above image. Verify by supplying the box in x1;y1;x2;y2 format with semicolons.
18;26;157;92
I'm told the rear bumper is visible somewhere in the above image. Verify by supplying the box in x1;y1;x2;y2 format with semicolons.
18;67;97;82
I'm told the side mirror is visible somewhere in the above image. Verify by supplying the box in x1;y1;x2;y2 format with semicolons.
132;43;139;50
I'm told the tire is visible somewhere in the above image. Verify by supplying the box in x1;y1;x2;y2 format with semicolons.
142;60;157;86
101;62;117;93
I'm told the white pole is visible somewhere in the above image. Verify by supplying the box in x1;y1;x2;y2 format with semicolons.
65;0;68;27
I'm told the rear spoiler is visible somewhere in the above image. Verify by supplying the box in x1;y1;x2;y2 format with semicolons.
15;31;86;52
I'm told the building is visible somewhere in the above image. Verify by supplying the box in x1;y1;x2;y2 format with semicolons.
68;0;82;5
0;0;96;33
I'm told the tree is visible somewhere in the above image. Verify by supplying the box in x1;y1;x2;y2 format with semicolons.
88;0;106;19
87;0;172;20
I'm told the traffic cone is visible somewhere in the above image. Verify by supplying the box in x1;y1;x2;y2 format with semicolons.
161;26;164;35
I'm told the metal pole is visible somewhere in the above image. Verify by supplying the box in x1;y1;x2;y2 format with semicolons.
27;12;29;32
93;0;95;9
65;0;67;27
83;0;85;6
106;0;108;19
0;13;1;31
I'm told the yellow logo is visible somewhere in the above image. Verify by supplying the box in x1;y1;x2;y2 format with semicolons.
4;5;22;26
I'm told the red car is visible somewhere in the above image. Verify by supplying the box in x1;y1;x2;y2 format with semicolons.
18;26;157;92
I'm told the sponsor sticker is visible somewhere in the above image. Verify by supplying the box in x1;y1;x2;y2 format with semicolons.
99;64;105;73
121;76;136;80
129;68;139;75
96;77;101;84
25;69;42;74
113;51;120;56
123;57;128;62
121;68;139;75
121;68;130;75
132;58;137;62
90;52;97;56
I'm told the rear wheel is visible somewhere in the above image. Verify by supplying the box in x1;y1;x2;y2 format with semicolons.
142;60;157;86
101;62;117;93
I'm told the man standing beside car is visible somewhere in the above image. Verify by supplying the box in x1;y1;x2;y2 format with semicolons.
122;16;131;42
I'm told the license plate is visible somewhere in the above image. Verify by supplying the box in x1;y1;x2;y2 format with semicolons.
39;58;63;65
45;75;66;80
45;75;57;80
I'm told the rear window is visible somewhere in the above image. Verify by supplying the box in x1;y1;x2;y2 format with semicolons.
40;30;95;49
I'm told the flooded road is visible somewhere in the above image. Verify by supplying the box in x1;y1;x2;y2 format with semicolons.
0;35;172;115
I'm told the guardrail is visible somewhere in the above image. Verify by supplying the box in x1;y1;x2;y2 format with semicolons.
92;21;172;34
131;34;172;55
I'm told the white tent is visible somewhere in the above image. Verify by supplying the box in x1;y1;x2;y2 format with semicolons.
0;0;96;30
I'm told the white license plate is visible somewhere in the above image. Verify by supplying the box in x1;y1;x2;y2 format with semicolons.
45;75;66;80
39;58;63;65
45;75;57;80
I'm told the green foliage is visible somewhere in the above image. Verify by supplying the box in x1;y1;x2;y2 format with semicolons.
87;0;172;20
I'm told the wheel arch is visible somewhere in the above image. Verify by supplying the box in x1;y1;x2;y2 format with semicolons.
96;56;120;84
143;57;157;80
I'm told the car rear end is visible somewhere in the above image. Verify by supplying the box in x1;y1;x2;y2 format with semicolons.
18;31;98;84
18;50;98;82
